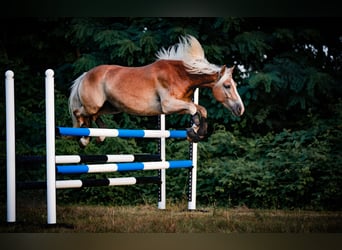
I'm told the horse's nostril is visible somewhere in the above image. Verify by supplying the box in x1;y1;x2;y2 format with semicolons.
234;103;244;116
236;105;241;114
234;104;240;113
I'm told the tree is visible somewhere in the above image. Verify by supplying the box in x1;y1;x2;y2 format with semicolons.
0;17;341;209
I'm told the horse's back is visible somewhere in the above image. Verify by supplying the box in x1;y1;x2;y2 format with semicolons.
83;60;185;88
83;64;122;85
79;63;165;115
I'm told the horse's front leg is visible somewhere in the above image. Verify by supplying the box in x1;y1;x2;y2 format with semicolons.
188;105;208;142
161;98;208;142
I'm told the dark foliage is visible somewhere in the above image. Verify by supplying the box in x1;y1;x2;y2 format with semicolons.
0;17;341;210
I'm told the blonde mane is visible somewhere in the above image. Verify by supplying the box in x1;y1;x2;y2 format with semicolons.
156;35;221;74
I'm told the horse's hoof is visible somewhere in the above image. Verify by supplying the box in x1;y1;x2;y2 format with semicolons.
191;112;201;126
95;136;106;144
78;137;89;148
186;128;200;143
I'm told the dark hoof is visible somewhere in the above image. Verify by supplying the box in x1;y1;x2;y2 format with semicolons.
186;128;200;143
191;112;201;126
197;117;208;139
95;137;105;145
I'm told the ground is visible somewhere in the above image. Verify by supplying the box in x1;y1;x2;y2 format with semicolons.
1;202;341;233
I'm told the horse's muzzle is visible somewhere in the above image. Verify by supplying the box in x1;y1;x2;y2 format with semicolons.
232;103;244;116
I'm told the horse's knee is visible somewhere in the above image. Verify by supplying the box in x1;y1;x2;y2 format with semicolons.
196;105;207;118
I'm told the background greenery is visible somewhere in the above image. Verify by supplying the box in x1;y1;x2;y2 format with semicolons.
0;17;341;210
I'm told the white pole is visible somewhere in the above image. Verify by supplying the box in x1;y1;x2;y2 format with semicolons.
158;114;166;209
5;70;16;223
45;69;56;224
188;88;199;210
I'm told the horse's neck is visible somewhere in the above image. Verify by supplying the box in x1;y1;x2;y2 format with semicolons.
157;60;218;91
187;72;218;89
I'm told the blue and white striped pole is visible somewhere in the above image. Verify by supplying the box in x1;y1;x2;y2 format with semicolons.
56;160;193;174
56;127;187;138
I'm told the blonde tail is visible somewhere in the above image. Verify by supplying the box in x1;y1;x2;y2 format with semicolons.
68;72;87;127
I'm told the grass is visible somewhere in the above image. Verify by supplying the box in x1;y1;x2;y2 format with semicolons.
1;202;342;233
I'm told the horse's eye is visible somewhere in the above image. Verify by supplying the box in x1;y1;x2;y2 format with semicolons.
224;85;231;89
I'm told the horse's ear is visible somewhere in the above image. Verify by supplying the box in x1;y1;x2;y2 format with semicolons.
229;65;235;74
220;65;226;74
219;65;226;79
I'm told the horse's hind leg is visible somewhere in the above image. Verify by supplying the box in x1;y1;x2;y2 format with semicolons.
80;117;93;148
79;123;91;147
73;109;92;147
95;117;107;144
76;115;106;147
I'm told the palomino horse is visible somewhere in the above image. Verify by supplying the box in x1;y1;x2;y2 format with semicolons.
69;35;244;147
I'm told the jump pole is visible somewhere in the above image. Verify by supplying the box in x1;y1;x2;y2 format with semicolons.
188;88;198;210
158;114;166;209
5;70;16;223
45;69;56;224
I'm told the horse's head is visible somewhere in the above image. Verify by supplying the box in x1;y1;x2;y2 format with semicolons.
212;65;245;117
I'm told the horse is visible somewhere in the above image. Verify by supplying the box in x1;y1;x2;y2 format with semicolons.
69;35;245;147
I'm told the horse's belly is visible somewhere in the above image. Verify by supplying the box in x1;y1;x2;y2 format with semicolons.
124;103;162;116
110;94;162;116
